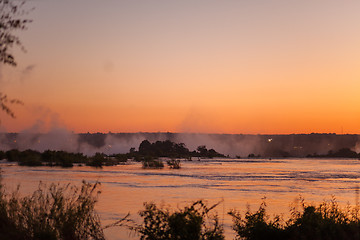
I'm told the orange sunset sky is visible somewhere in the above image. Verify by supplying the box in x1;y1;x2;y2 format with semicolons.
1;0;360;134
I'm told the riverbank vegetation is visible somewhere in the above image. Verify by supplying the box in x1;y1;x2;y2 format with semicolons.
2;139;360;169
132;200;224;240
229;197;360;240
167;159;181;169
0;178;105;240
0;140;226;168
141;158;164;169
136;140;225;159
131;196;360;240
307;148;360;159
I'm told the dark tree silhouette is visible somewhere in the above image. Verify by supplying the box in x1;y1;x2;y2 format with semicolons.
136;140;225;159
139;139;152;155
197;145;208;155
0;0;31;119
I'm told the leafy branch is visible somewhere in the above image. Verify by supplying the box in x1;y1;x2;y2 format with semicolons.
0;0;31;119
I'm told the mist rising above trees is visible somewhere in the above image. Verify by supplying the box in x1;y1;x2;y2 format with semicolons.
0;139;226;167
2;133;360;164
2;132;359;158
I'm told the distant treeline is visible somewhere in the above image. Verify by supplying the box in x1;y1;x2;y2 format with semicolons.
306;148;360;159
245;147;360;159
136;140;225;159
0;149;119;168
2;132;360;158
1;141;359;168
0;140;226;167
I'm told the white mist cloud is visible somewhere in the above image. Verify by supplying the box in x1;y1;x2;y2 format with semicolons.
8;105;79;152
174;133;262;157
178;107;222;133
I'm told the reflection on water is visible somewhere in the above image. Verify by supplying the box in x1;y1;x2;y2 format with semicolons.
2;158;360;240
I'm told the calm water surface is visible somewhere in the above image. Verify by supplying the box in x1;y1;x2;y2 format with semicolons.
2;158;360;239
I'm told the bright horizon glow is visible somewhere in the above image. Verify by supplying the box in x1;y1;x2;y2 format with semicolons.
1;0;360;134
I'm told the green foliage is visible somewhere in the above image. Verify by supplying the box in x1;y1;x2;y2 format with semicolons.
0;179;105;240
134;200;224;240
229;197;360;240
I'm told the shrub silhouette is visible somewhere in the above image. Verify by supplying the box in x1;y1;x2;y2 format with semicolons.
142;158;164;169
167;159;181;169
0;177;105;240
134;200;224;240
229;197;360;240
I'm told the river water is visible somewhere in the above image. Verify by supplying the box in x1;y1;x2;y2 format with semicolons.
1;158;360;239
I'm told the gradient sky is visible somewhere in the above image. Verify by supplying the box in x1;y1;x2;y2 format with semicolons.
1;0;360;134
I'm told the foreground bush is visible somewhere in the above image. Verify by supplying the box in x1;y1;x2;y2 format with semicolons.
229;197;360;240
133;200;224;240
0;179;105;240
